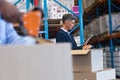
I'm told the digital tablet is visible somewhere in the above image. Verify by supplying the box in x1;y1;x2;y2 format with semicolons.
83;34;93;45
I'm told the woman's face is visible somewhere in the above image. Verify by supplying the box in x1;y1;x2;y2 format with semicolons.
65;19;75;30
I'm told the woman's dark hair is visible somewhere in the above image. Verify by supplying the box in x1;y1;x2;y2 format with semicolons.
32;7;44;18
62;14;76;24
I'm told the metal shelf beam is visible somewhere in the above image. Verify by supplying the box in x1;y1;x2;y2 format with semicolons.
43;0;49;39
108;0;114;68
78;0;84;45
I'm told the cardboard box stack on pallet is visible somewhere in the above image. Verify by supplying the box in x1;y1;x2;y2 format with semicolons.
103;48;120;77
99;13;120;33
72;49;116;80
84;12;120;40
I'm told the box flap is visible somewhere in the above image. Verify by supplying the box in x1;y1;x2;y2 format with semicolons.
94;68;115;73
71;50;90;55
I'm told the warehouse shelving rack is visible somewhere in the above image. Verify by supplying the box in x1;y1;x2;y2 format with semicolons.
84;0;120;68
104;0;119;68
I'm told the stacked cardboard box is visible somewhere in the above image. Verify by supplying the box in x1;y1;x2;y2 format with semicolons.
103;52;108;69
84;24;91;40
48;5;58;19
103;50;120;76
72;49;116;80
74;69;116;80
0;44;73;80
90;18;101;35
47;0;74;19
83;0;96;10
84;12;120;39
99;13;120;33
84;18;101;40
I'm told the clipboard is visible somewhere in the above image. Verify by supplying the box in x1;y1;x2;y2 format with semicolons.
83;34;93;45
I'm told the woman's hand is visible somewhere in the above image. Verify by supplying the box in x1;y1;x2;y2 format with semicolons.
82;44;92;50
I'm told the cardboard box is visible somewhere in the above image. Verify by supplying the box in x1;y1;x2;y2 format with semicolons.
72;49;103;72
74;69;116;80
90;18;101;35
0;44;73;80
107;57;120;62
116;71;120;76
57;13;63;19
106;51;120;57
47;0;74;19
48;13;58;19
50;6;57;13
99;13;120;33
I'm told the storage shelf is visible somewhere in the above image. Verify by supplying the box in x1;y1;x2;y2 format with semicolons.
82;0;120;46
89;32;120;44
84;0;120;25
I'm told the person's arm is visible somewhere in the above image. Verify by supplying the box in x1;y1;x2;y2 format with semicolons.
0;18;35;45
0;18;7;44
73;46;82;50
0;0;22;23
56;32;67;42
0;18;21;44
5;22;36;45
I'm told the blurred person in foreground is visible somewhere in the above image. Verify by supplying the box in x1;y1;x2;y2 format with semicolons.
0;0;49;45
56;14;91;50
